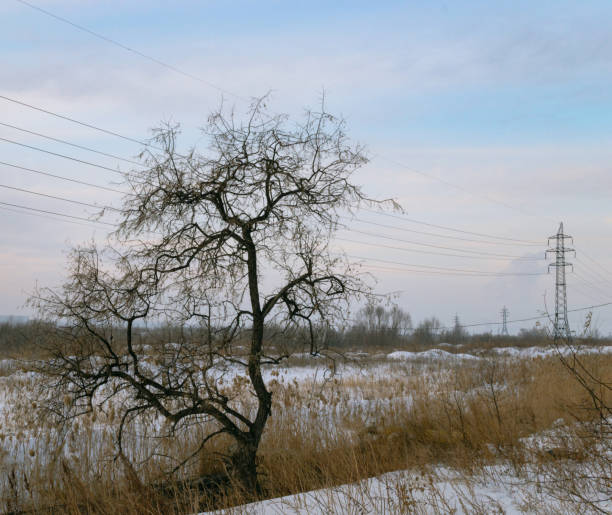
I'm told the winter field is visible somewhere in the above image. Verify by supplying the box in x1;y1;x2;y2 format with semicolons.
0;337;610;514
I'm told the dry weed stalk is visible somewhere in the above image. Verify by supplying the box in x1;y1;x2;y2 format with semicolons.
1;348;611;512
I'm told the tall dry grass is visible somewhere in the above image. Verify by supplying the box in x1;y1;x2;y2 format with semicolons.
1;350;610;513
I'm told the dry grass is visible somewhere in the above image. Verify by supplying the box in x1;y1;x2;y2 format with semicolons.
0;348;610;513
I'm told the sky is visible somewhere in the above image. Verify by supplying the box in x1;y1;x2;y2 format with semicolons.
1;0;612;334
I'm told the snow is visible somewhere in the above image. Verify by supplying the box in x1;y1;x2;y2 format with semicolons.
487;344;612;359
1;343;609;512
385;345;612;363
199;464;591;514
387;349;480;361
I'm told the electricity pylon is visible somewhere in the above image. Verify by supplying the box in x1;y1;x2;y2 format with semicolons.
500;306;509;336
546;222;574;340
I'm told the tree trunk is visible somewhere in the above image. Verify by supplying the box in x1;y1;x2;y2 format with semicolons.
227;439;259;494
234;229;271;494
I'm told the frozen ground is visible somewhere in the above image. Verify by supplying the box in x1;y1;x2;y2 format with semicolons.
0;344;610;511
201;463;609;514
387;349;481;361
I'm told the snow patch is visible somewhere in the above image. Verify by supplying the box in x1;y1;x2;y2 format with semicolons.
387;349;480;361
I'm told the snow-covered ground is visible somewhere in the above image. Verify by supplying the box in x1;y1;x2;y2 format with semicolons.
201;462;609;514
387;344;612;362
486;343;612;359
0;344;610;511
387;349;481;361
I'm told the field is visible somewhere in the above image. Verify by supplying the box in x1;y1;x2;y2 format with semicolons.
0;333;610;514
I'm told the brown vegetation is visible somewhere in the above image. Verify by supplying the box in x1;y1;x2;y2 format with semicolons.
1;348;610;513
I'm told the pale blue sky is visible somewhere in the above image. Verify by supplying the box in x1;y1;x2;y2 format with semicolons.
1;1;612;334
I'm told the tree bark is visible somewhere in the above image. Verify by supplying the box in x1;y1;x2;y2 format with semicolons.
236;228;272;493
227;439;259;494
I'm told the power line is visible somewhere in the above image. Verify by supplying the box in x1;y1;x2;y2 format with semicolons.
1;181;547;270
573;270;612;300
575;254;612;287
578;249;612;281
0;183;118;211
0;93;151;148
343;217;543;247
0;204;108;230
0;135;128;176
358;207;541;244
345;253;546;276
574;268;612;298
0;121;144;166
11;0;558;231
438;313;540;331
335;236;543;262
438;301;612;331
344;216;543;247
372;154;555;223
1;183;607;330
14;0;245;101
340;227;544;258
349;263;527;278
0;159;546;264
0;200;116;226
0;197;543;276
0;160;126;195
11;1;556;229
0;92;553;241
0;179;546;269
0;198;165;238
567;283;610;306
2;184;543;264
573;266;608;292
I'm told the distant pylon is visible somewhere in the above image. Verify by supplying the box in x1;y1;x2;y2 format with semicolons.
546;222;574;340
500;306;509;336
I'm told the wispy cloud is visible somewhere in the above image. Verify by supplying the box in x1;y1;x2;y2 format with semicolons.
1;1;612;328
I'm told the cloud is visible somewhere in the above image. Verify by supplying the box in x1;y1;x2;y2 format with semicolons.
2;1;612;331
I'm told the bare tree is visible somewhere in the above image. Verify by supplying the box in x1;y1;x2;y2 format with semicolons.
389;305;412;338
353;301;412;344
413;317;442;345
30;98;387;492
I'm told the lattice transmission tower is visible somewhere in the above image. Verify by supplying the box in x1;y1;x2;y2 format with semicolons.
500;306;509;336
546;222;574;340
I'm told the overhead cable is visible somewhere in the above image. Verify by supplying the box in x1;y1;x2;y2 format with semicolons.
438;301;612;330
353;263;516;278
345;253;546;276
340;217;541;245
343;216;543;247
359;207;541;244
0;121;144;166
0;160;126;194
335;236;543;262
14;0;245;101
0;200;116;226
340;227;544;258
0;183;118;211
574;254;612;286
0;204;107;229
0;93;151;148
578;249;612;280
567;283;610;305
372;154;555;223
572;270;612;300
12;0;559;226
0;136;127;176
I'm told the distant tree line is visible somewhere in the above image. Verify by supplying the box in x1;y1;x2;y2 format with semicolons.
0;305;608;360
